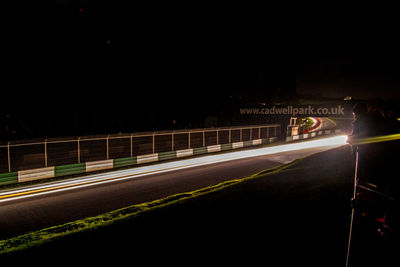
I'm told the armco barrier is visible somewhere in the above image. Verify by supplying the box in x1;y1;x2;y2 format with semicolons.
285;129;342;142
0;172;18;186
0;124;281;186
54;163;86;177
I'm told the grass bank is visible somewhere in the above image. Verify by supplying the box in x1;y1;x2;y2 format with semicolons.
1;145;354;266
0;160;297;255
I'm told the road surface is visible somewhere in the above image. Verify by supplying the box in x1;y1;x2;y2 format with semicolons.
0;136;347;240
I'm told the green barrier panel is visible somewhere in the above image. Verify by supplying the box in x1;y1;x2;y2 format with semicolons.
221;143;232;151
0;172;18;186
158;151;177;161
243;141;253;147
262;138;270;144
54;163;86;177
193;147;207;155
113;157;137;168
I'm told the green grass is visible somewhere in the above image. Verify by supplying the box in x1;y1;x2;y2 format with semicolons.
0;159;299;255
0;145;354;266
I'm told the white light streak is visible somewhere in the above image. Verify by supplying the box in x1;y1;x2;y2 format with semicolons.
0;135;347;203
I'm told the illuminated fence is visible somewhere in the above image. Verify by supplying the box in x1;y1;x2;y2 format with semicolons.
0;124;281;185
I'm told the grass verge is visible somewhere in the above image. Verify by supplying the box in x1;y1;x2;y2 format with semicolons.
0;159;300;255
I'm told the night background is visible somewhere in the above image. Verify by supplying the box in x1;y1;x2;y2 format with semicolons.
2;3;400;264
2;1;400;140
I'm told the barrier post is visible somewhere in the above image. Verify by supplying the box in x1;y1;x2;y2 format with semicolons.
106;135;109;160
188;132;191;149
77;137;80;164
172;133;174;151
152;133;155;154
130;134;133;157
44;139;48;168
7;142;11;172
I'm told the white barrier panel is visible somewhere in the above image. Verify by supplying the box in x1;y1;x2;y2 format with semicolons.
311;132;316;137
232;142;244;149
18;167;55;183
137;154;159;164
207;145;221;153
292;135;299;140
176;149;193;158
86;160;113;172
303;134;309;139
252;139;262;145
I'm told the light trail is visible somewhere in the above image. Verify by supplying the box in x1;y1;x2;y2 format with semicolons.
348;133;400;145
0;135;348;203
303;117;321;133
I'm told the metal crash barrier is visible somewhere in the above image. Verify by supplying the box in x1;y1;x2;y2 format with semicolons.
0;124;281;185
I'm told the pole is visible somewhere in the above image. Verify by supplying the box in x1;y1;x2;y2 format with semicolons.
188;132;191;149
172;133;174;151
44;139;48;168
7;142;11;172
106;135;109;160
346;149;359;267
152;133;155;154
77;137;81;164
130;135;133;157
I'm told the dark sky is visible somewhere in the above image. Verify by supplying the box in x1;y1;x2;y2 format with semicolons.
296;38;400;99
5;2;397;99
294;4;400;100
2;1;400;138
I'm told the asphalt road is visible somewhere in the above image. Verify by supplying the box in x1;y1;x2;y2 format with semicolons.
0;137;346;240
